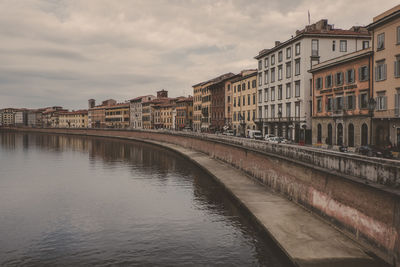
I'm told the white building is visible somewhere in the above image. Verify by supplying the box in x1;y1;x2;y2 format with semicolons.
129;95;156;129
255;19;370;143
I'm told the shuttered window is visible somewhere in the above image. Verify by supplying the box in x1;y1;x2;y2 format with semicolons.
375;61;387;81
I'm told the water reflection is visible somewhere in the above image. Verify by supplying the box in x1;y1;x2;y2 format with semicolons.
0;131;290;266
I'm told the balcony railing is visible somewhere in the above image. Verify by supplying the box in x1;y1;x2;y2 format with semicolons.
254;116;302;123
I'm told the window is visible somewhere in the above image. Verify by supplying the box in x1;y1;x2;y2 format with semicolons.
265;57;269;68
395;56;400;78
252;80;256;88
295;59;300;76
264;70;269;84
332;40;336;51
359;93;368;109
264;106;268;118
359;66;369;81
253;93;256;105
234;85;236;93
264;88;269;102
247;110;250;121
286;62;291;78
377;33;385;50
258;107;262;119
248;94;251;105
278;104;282;117
312;39;319;56
375;61;387;81
395;90;400;116
295;43;300;55
317;98;322;112
315;77;323;90
348;123;354;147
243;95;246;106
346;94;355;110
286;83;291;99
238;84;241;92
397;26;400;44
248;81;250;90
295;102;300;118
278;65;282;80
258;60;262;70
259;73;262;86
362;41;369;49
271;87;275;101
295;81;300;97
340;40;347;52
326;97;333;111
271;55;275;65
335;72;344;86
227;96;231;103
278;85;282;100
271;105;275;118
325;75;333;88
336;96;344;110
286;47;291;59
271;68;275;83
258;90;262;103
278;51;283;62
238;97;240;106
376;93;387;110
346;69;355;84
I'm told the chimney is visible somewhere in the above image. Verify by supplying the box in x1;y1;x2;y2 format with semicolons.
157;89;168;98
275;41;281;47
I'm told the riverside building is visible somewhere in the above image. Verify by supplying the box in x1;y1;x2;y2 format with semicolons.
231;70;258;136
129;95;156;129
367;5;400;148
255;19;371;144
310;48;373;149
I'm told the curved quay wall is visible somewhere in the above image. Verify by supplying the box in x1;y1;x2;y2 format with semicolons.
5;127;400;265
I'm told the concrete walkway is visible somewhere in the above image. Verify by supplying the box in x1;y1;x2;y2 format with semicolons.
137;138;382;267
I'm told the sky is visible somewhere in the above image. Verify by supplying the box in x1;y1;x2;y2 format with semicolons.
0;0;398;110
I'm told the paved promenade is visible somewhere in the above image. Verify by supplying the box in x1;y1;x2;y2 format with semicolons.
139;138;382;267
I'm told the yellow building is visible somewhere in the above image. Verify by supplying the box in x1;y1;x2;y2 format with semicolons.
367;5;400;147
160;104;174;129
105;103;130;128
231;70;258;136
59;110;88;128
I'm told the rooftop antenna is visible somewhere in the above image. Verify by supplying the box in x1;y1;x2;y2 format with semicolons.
308;10;311;25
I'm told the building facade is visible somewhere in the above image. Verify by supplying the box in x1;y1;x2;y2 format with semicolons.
129;95;156;129
231;70;258;136
0;108;16;126
88;99;117;128
104;103;130;128
176;97;193;130
311;49;373;148
367;5;400;148
255;19;371;143
59;110;88;128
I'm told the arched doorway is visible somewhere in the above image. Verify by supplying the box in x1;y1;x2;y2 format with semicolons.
317;124;322;143
337;123;343;146
361;123;368;146
348;123;354;147
327;124;332;145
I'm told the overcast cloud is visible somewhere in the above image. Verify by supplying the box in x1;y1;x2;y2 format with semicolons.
0;0;398;109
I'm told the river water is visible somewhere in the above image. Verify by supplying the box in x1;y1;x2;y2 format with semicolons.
0;131;290;266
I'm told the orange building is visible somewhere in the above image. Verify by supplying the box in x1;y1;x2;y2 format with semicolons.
310;48;373;148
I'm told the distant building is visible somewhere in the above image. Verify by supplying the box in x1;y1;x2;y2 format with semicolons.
88;99;116;128
367;5;400;148
59;110;88;128
42;106;67;128
129;95;156;129
176;97;193;130
0;108;16;126
231;70;258;136
310;48;373;148
14;109;28;126
255;19;371;144
105;103;130;128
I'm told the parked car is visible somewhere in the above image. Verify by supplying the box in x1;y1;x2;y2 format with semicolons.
358;145;393;158
267;137;288;144
253;132;263;140
224;130;234;136
264;134;275;141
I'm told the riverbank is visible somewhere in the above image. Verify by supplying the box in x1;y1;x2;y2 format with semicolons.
2;127;386;266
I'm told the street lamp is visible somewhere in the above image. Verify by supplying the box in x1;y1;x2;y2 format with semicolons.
368;98;376;145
